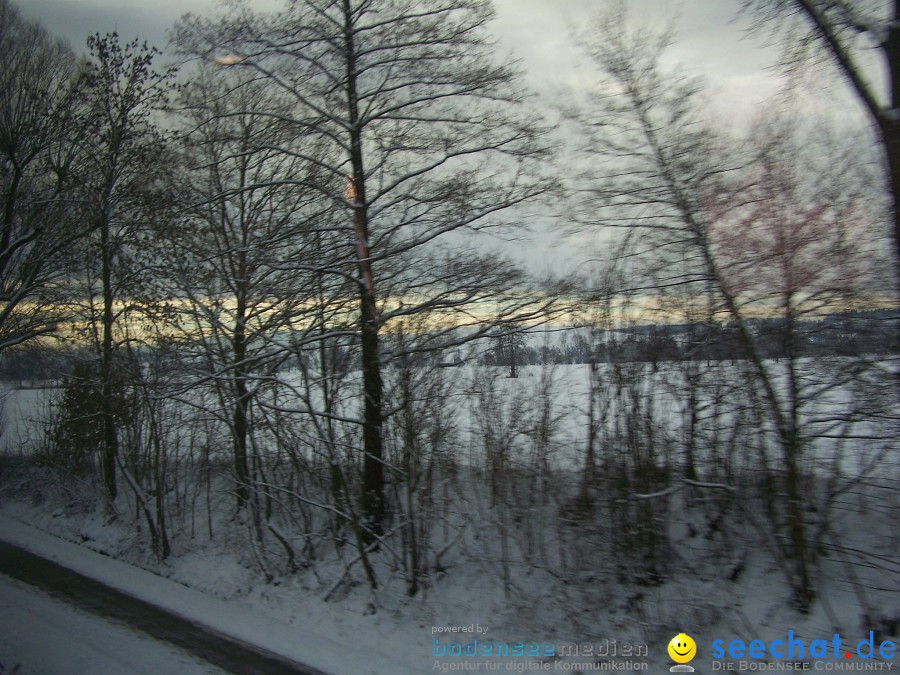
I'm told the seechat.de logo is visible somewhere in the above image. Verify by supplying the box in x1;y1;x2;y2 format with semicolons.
669;633;697;672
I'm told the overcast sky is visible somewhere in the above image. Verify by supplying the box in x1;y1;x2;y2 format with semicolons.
16;0;800;118
16;0;866;129
14;0;868;274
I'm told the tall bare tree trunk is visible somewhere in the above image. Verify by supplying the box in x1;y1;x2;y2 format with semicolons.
788;0;900;285
100;211;117;502
882;0;900;280
344;0;385;541
881;2;900;290
232;293;251;508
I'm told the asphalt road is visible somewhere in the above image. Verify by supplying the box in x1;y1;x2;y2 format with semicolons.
0;541;328;675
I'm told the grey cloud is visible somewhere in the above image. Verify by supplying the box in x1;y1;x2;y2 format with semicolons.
15;0;217;52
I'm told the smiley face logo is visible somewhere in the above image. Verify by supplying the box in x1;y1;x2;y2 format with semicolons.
668;633;697;664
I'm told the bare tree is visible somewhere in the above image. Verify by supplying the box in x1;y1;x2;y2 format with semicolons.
0;0;85;351
158;63;335;513
76;33;175;502
743;0;900;286
569;4;890;610
173;0;556;538
713;112;883;610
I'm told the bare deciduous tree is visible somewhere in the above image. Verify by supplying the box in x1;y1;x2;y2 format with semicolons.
173;0;556;538
570;4;890;610
159;63;335;513
0;0;85;351
77;32;175;501
742;0;900;287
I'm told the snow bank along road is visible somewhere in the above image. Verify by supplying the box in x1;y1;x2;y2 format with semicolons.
0;541;327;674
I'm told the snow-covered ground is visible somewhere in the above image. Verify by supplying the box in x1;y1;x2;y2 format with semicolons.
0;514;430;674
2;463;897;675
2;499;897;674
0;360;896;674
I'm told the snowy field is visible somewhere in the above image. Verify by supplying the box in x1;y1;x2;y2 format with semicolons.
4;358;894;473
0;359;897;674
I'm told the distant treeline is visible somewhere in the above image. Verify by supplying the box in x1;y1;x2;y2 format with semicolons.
0;347;80;383
481;309;899;367
0;309;895;383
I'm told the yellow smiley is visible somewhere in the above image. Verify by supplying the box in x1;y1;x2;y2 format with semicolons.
668;633;697;663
